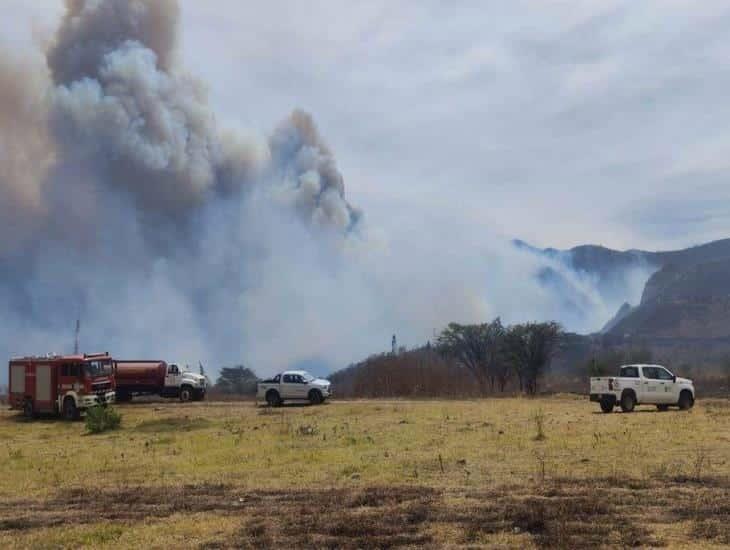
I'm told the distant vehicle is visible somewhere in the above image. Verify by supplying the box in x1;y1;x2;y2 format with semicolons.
257;370;332;406
114;360;207;402
590;364;695;413
8;352;116;420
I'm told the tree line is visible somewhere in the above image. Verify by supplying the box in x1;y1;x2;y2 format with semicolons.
330;319;563;397
328;347;483;398
207;319;562;398
436;319;562;395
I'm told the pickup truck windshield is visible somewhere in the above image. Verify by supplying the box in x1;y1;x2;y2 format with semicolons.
302;373;315;382
85;360;112;378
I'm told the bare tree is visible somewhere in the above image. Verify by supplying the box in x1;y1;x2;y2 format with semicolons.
436;319;507;394
437;322;491;394
485;318;511;392
505;322;562;395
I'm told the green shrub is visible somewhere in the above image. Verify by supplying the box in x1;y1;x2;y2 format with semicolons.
85;405;122;434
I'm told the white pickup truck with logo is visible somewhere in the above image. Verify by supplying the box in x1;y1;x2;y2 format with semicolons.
257;370;331;406
590;364;695;413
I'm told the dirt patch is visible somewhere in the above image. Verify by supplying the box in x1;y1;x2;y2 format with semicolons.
134;416;212;432
1;478;728;548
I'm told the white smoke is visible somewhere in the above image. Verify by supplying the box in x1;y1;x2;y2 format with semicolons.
0;0;653;382
52;41;224;211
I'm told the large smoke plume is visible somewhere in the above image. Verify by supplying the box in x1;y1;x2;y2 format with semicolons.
0;0;650;381
0;54;54;256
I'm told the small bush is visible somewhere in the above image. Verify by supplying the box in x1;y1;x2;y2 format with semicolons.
85;406;122;434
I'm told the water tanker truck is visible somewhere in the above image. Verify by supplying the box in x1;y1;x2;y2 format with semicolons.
114;360;207;402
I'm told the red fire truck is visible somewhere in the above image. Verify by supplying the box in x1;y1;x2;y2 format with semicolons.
8;352;116;419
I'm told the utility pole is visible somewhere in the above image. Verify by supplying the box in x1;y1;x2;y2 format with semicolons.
73;318;80;355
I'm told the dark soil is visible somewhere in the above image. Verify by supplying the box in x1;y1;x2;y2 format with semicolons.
1;477;728;548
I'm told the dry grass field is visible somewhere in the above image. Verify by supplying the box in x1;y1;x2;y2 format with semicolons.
0;395;728;548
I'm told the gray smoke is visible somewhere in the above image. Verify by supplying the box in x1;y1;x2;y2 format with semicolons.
0;0;364;379
269;110;361;231
48;0;252;220
0;54;54;256
48;0;179;85
0;0;652;383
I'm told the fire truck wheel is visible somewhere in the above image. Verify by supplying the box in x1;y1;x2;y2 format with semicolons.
179;386;193;402
23;399;34;419
63;397;79;421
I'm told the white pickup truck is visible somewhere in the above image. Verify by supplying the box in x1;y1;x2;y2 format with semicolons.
590;364;695;413
257;370;332;406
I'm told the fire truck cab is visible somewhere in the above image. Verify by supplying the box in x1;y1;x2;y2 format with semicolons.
8;352;116;420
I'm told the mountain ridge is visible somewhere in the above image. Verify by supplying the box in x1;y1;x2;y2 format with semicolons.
513;237;730;274
517;237;730;366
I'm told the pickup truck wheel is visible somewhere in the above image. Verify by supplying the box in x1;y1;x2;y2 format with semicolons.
599;398;614;413
179;386;193;402
656;405;669;412
620;391;636;413
63;397;79;421
308;389;323;405
678;390;694;410
266;390;282;407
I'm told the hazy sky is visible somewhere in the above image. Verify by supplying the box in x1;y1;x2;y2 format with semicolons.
6;0;730;252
